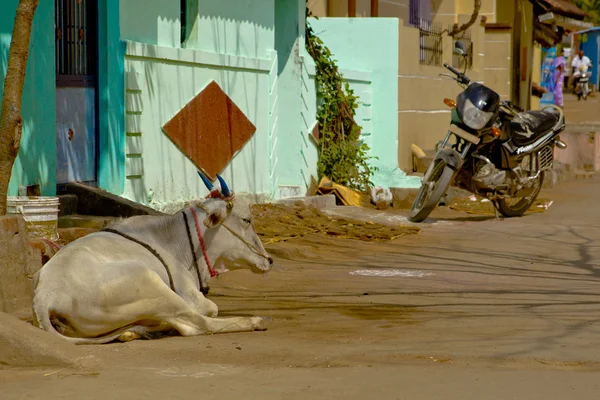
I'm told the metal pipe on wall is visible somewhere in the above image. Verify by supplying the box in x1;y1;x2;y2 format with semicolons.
371;0;378;17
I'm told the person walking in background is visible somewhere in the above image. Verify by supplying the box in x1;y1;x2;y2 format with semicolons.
552;47;566;107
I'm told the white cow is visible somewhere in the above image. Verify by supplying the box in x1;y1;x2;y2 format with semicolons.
32;174;273;344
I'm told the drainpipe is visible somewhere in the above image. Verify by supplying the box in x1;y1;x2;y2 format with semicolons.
348;0;356;17
371;0;378;17
512;0;522;106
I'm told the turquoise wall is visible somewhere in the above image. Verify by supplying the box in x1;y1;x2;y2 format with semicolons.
120;0;278;210
98;0;125;195
0;0;416;210
307;18;419;188
0;0;56;196
120;0;181;48
187;0;275;59
274;0;305;195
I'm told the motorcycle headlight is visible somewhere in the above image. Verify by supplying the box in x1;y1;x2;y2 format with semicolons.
460;98;493;130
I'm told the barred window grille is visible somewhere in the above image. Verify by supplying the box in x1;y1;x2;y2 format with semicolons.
452;30;474;70
55;0;97;86
418;20;443;66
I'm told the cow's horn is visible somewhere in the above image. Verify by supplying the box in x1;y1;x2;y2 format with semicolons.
216;174;231;197
197;171;214;191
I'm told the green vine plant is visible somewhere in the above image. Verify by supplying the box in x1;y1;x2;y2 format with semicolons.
305;10;377;192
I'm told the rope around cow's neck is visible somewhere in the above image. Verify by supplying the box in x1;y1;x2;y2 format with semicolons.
189;206;219;278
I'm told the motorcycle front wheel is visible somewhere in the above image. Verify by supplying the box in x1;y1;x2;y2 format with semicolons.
409;158;454;222
496;172;544;218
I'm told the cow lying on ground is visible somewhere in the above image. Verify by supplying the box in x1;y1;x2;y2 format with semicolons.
32;173;273;344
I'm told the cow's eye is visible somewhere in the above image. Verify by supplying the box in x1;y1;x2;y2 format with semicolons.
242;218;251;225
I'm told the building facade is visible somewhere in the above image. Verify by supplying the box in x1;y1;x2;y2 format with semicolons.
310;0;588;171
1;0;405;211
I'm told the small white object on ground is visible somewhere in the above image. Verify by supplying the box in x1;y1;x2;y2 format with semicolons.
370;186;393;207
350;269;434;278
537;200;553;210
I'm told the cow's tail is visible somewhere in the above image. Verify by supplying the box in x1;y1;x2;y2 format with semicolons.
32;297;138;345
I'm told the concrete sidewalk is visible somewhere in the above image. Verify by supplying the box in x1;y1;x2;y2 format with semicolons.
554;92;600;173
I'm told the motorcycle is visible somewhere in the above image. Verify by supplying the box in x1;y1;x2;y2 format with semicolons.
574;64;591;101
409;41;567;222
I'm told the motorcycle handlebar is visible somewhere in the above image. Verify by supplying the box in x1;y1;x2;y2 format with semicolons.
443;63;470;85
443;63;460;76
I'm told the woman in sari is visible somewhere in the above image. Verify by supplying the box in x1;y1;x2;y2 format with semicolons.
552;48;566;107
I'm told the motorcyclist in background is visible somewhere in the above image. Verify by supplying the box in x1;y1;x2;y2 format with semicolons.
571;49;592;92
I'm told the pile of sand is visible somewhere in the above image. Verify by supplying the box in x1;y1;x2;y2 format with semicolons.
252;203;419;244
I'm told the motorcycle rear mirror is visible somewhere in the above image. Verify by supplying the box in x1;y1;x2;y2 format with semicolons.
454;40;467;57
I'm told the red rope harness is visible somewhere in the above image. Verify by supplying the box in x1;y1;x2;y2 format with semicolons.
41;237;62;251
189;206;219;278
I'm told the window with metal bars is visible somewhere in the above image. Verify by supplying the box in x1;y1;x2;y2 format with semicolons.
418;20;443;66
55;0;97;87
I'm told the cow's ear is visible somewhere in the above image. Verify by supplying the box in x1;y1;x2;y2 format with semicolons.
203;205;227;228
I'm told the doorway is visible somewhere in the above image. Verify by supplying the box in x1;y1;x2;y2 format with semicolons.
55;0;98;185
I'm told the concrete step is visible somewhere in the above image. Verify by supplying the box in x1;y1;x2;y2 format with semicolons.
277;194;336;209
57;227;99;244
58;215;117;230
57;194;78;217
574;170;596;180
61;182;164;218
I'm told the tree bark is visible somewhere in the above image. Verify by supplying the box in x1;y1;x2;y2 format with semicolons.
448;0;481;37
0;0;39;216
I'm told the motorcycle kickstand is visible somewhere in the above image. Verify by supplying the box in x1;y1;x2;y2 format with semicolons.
492;199;502;221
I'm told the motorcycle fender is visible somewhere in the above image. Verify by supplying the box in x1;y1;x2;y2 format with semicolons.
434;148;463;171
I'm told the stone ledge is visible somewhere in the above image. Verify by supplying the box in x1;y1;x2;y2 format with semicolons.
277;194;337;210
58;215;117;230
63;182;164;218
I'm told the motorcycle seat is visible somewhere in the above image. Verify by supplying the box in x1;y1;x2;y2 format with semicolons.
510;110;559;146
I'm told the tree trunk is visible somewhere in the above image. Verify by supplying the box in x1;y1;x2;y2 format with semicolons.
0;0;39;216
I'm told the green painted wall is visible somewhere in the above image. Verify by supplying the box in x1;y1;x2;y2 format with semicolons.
307;17;420;188
0;0;56;196
120;0;181;48
186;0;275;59
273;0;305;195
98;0;125;194
122;42;274;210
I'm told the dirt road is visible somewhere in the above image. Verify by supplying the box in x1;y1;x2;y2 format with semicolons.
3;179;600;399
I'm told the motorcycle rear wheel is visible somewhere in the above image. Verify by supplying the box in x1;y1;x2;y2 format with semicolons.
496;173;544;218
409;158;454;222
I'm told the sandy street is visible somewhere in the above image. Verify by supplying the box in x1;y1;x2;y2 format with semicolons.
2;178;600;399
